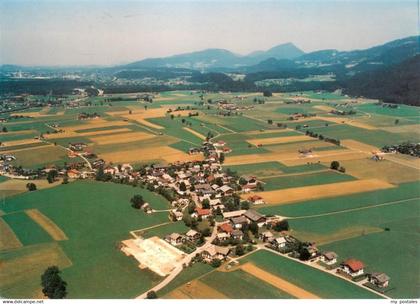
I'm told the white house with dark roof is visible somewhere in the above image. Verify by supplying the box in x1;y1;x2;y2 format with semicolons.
320;251;338;265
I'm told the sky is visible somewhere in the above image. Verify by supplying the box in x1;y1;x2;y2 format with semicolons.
0;0;419;66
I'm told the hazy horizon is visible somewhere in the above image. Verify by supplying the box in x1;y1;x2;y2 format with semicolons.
1;0;419;67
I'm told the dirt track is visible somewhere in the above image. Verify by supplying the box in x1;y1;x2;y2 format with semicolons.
241;263;319;299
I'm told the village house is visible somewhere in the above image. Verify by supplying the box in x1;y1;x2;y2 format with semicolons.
368;272;390;288
68;142;87;151
320;251;338;265
231;230;244;240
66;169;80;179
340;259;365;277
244;209;266;227
259;231;274;242
195;183;214;195
219;185;234;196
170;210;184;221
185;229;201;242
202;245;230;262
306;245;319;259
216;232;230;241
193;207;211;219
248;195;265;205
271;236;288;248
209;198;224;211
218;223;234;236
231;216;248;229
165;233;184;246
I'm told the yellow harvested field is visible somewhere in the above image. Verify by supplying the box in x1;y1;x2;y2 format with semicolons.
90;131;155;145
76;128;133;137
1;138;40;147
247;135;314;146
100;146;204;164
314;105;336;112
280;151;367;166
384;153;420;170
340;158;419;184
25;209;68;241
0;178;68;197
0;217;22;251
381;124;420;135
44;122;131;139
225;149;365;166
246;179;394;205
241;263;319;299
319;117;377;130
110;109;167;129
0;243;72;293
164;279;227;299
341;139;380;153
183;128;206;140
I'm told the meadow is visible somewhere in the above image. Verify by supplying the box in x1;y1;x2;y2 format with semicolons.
0;181;172;298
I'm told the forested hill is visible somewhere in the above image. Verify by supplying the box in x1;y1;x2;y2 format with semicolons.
343;55;420;106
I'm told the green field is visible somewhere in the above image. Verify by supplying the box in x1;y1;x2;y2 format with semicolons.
305;124;417;147
241;250;381;299
262;170;355;191
0;181;173;298
355;103;420;119
2;212;52;245
200;269;294;299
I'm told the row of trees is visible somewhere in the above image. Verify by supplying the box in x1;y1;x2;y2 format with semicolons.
305;130;341;146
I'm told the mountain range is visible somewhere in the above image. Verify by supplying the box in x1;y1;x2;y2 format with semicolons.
1;35;419;105
121;36;418;73
122;42;304;70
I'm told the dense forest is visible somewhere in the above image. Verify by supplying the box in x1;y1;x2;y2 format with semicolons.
343;55;420;106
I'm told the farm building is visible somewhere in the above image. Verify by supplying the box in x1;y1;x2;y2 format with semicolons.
244;209;266;227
